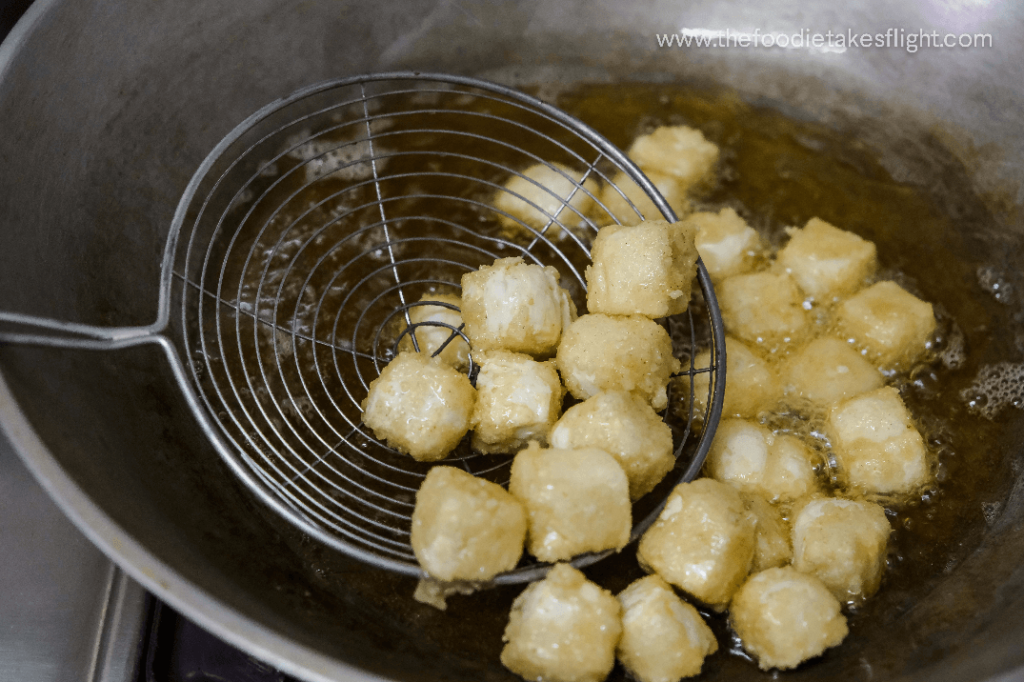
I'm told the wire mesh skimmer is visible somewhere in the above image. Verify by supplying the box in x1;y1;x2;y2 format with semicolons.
0;73;726;585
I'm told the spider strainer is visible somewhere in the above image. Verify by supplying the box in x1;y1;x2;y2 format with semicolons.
0;73;725;585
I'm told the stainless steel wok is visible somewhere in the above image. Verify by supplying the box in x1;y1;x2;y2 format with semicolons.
2;1;1023;681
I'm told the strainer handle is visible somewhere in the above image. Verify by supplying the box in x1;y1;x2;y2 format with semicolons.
0;311;163;350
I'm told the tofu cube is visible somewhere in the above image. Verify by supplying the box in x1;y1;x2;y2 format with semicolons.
411;466;527;581
637;478;756;610
627;126;720;194
776;218;877;302
617;575;718;682
688;208;765;282
398;292;470;370
461;257;576;357
742;491;792;572
718;272;810;353
781;337;883;412
586;219;699;318
501;563;622;682
361;351;476;461
834;281;937;370
705;419;821;504
549;391;675;500
470;351;563;454
597;170;691;224
509;442;631;562
792;497;891;604
689;336;781;420
557;314;682;411
729;566;848;671
827;386;930;495
494;162;600;240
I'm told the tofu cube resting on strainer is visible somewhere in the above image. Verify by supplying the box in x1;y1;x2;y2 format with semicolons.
410;466;527;582
791;496;891;604
827;386;930;495
637;478;757;611
493;162;600;240
361;351;476;462
833;280;937;371
729;566;848;671
717;272;810;353
461;256;576;358
688;208;765;282
509;442;631;563
585;219;699;319
616;574;719;682
548;390;675;501
556;314;681;411
469;351;564;454
398;292;470;371
704;418;821;505
688;336;781;420
781;336;884;413
627;125;720;195
501;563;622;682
597;170;690;224
742;491;792;573
776;218;877;302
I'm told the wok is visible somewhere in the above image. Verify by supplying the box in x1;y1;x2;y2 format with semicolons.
1;1;1023;681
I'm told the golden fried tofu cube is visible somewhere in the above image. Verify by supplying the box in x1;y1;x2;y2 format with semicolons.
586;220;699;319
597;170;691;224
718;272;810;353
834;280;937;370
557;314;681;411
781;337;883;412
687;208;764;282
792;497;891;604
617;575;718;682
637;478;756;610
827;387;929;495
494;162;600;240
776;218;877;302
470;351;563;454
361;352;476;461
742;492;792;572
689;336;780;420
627;126;720;194
461;257;576;357
549;391;675;500
509;442;631;563
730;566;848;671
705;419;821;504
398;292;470;370
501;563;622;682
411;466;526;581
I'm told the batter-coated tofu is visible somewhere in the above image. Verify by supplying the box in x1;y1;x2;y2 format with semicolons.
494;163;600;240
361;351;476;461
742;492;792;572
627;126;720;194
411;466;527;581
501;563;622;682
729;566;848;671
781;337;884;413
718;272;810;353
827;387;930;495
776;218;877;302
586;220;699;319
598;170;691;224
557;314;682;411
617;575;718;682
509;442;631;563
470;351;563;454
398;292;470;370
549;391;675;500
461;257;576;357
689;336;781;420
834;280;937;370
791;497;891;604
705;419;821;504
687;208;764;282
637;478;756;610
